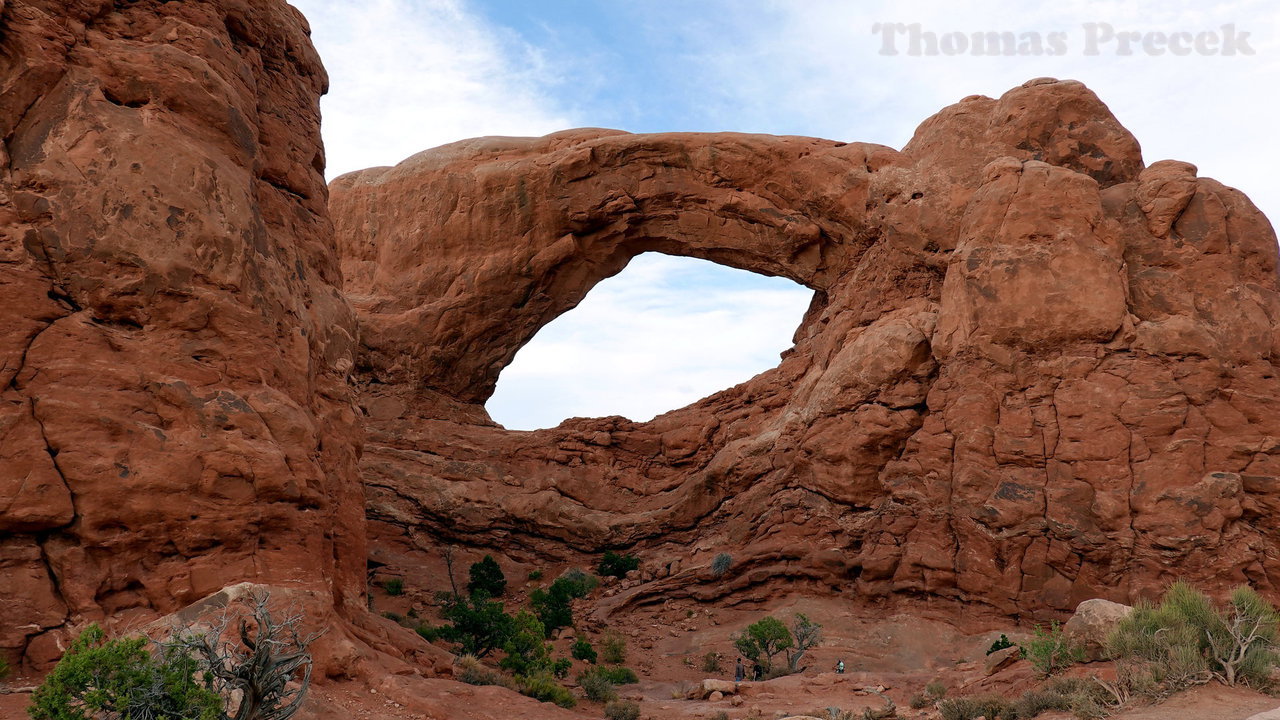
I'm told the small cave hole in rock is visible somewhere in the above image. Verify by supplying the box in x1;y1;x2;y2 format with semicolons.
486;252;814;430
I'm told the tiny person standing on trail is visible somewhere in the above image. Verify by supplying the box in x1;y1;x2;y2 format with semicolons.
835;659;845;674
734;657;745;682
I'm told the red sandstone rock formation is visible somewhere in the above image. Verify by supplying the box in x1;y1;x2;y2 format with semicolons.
0;0;383;672
332;78;1280;620
3;4;1278;712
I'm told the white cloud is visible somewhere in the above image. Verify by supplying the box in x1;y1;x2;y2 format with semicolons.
485;254;814;430
680;0;1279;228
289;0;573;177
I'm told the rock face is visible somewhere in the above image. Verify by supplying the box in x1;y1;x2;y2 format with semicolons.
0;0;367;668
331;78;1280;618
2;0;1277;696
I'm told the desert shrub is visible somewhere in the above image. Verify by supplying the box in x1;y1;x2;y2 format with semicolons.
467;555;507;598
558;568;600;597
787;613;823;672
604;699;641;720
909;694;931;709
1043;677;1109;719
734;616;793;674
382;577;404;596
988;633;1014;655
601;631;627;665
1021;621;1084;677
732;613;823;675
701;650;723;673
439;591;515;658
518;671;576;708
596;665;638;684
0;656;9;681
382;611;404;623
456;654;515;688
29;624;221;720
572;637;598;664
1008;688;1072;717
500;611;556;676
861;698;897;720
926;679;948;699
531;570;600;637
528;569;544;581
415;624;440;642
711;552;732;577
938;695;1011;720
158;590;318;720
1107;581;1279;692
577;667;618;703
598;551;640;579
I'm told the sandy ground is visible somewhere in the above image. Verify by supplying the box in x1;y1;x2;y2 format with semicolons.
4;592;1279;719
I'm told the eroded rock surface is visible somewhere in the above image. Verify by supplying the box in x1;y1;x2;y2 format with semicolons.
0;0;370;669
332;78;1280;619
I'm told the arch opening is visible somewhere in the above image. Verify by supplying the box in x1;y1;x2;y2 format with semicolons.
485;252;815;430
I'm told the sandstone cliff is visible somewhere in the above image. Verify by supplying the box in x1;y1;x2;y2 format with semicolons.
0;0;372;670
3;0;1278;705
331;78;1280;620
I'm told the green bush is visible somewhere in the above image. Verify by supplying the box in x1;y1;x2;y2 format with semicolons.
467;555;507;598
528;569;543;581
577;667;618;703
500;611;555;676
596;666;638;684
734;616;793;674
987;634;1014;655
601;631;627;665
29;624;222;720
572;637;597;664
530;570;600;637
1021;621;1084;677
382;577;404;596
518;672;576;708
559;568;600;596
439;591;515;658
598;551;640;579
1106;581;1280;693
909;694;931;709
382;611;404;623
0;655;9;681
415;624;440;642
925;679;948;699
604;699;641;720
711;552;732;578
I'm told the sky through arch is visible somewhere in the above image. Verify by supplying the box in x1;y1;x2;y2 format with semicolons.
485;253;814;430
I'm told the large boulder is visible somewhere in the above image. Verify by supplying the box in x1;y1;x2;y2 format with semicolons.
984;645;1022;676
1064;599;1134;661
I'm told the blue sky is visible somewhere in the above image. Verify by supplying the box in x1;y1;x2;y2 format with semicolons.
290;0;1278;429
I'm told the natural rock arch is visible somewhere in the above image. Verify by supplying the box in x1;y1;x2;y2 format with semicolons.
336;78;1280;617
331;129;876;406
